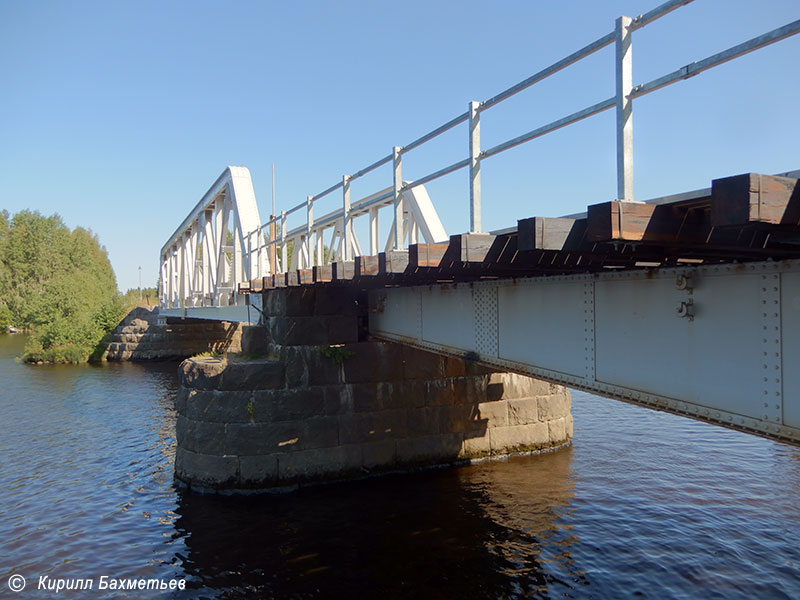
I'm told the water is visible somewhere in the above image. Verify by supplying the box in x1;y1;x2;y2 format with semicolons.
1;333;798;599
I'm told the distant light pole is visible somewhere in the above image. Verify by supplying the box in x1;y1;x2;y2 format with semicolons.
138;266;142;302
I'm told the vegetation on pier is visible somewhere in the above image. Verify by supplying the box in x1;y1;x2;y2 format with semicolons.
0;210;126;363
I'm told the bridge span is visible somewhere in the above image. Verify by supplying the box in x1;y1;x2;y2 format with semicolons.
159;0;800;446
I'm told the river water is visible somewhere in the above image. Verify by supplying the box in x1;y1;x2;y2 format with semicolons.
0;333;798;599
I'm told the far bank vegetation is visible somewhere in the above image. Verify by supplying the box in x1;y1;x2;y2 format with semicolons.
0;210;147;364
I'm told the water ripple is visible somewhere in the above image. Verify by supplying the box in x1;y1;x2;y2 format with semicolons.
1;335;799;598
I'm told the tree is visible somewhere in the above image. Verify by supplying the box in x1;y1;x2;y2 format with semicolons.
0;210;126;362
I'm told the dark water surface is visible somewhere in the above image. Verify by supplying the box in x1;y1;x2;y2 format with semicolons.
1;333;798;599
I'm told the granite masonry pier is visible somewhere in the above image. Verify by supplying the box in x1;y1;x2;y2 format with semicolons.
104;306;242;361
174;287;572;492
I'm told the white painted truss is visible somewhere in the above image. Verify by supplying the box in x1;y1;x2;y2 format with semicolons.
159;166;264;309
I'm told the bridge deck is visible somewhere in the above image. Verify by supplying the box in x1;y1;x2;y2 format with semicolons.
239;172;800;292
236;171;800;446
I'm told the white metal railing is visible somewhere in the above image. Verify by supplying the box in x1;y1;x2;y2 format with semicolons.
244;0;799;280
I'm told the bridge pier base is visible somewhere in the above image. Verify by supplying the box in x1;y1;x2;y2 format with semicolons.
174;288;572;492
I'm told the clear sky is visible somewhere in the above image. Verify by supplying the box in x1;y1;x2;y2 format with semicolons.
1;0;798;292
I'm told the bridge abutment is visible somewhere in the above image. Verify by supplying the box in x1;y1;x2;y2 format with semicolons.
174;288;572;492
104;306;243;361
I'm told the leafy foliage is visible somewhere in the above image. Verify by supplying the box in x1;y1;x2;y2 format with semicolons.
0;210;126;363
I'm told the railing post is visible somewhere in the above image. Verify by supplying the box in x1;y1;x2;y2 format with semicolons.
469;100;482;232
343;174;352;261
369;206;379;256
392;146;404;249
280;210;287;273
616;15;634;201
306;195;313;268
269;217;277;276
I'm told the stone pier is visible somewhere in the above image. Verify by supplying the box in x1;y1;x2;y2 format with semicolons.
104;306;242;361
174;288;572;492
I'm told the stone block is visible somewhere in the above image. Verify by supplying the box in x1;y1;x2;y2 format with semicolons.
460;432;492;458
489;422;549;452
224;422;303;455
301;416;339;450
548;417;567;444
341;343;404;384
177;416;225;455
278;444;362;482
402;346;445;380
239;454;278;486
443;356;467;377
406;406;442;437
351;382;382;413
507;397;541;426
175;447;239;489
269;315;358;346
263;287;316;317
425;379;454;406
322;385;351;415
179;357;227;390
362;440;396;470
476;400;508;428
566;414;574;438
283;346;308;388
255;387;326;422
241;326;270;355
312;287;360;316
391;379;428;409
396;433;463;465
487;373;553;401
305;346;344;386
339;409;407;444
219;360;285;391
325;315;359;344
441;403;485;434
453;376;487;405
174;387;190;415
538;390;571;420
186;390;252;423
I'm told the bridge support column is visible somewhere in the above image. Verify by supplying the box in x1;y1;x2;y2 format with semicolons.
174;287;572;492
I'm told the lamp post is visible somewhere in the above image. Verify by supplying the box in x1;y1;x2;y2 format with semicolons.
138;266;142;302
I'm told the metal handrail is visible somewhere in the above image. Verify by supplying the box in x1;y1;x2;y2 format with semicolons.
249;0;799;279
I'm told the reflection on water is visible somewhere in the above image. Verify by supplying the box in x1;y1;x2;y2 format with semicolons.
0;333;799;599
174;450;578;599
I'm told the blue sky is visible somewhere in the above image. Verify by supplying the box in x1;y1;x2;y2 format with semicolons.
1;0;798;292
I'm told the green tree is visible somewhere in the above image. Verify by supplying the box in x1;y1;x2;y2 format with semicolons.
0;210;126;363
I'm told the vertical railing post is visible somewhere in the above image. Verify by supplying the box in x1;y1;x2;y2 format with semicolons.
369;206;378;256
247;233;253;283
269;217;277;276
342;175;352;261
280;210;287;273
469;100;482;232
306;195;314;267
616;15;634;202
392;146;403;250
250;225;264;279
316;226;323;266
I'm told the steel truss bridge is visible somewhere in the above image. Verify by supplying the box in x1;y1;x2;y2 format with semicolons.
160;0;800;444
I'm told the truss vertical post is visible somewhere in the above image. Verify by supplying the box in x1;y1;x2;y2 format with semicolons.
469;100;482;233
616;15;634;202
393;146;404;250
